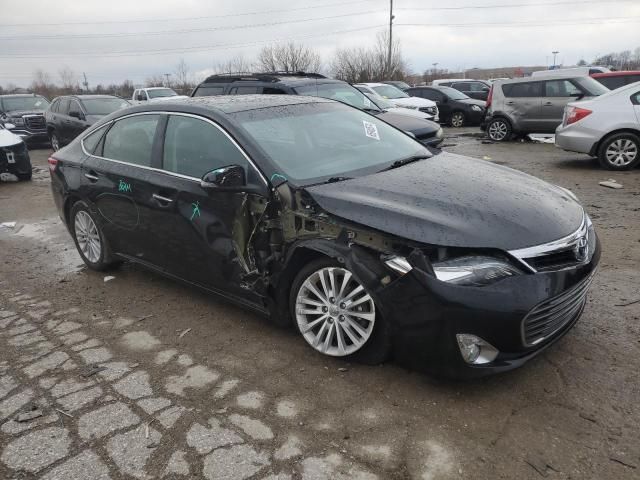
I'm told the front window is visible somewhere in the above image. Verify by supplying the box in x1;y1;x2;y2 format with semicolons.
371;85;409;99
81;98;130;115
194;85;224;97
1;96;50;112
294;83;379;111
232;102;428;185
439;87;469;100
364;93;394;109
102;114;160;166
147;88;178;99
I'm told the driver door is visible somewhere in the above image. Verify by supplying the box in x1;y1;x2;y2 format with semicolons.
143;113;267;300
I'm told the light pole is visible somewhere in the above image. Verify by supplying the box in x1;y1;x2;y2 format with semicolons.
164;73;172;87
552;51;559;69
387;0;394;77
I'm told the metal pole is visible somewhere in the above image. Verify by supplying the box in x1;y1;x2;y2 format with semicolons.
552;51;559;69
388;0;394;77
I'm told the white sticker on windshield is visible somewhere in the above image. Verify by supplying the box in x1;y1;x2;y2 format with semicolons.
363;120;380;140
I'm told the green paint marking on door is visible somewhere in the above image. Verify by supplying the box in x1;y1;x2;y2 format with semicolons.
191;201;201;221
118;180;132;193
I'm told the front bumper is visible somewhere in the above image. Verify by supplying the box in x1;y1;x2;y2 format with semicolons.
378;238;600;379
10;128;49;143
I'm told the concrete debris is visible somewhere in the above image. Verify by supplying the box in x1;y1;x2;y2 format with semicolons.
103;276;116;283
178;328;191;338
599;179;623;189
80;365;106;378
528;134;555;144
0;173;19;182
0;222;17;229
16;407;43;423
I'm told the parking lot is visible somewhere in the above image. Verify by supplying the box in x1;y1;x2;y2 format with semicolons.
0;129;639;479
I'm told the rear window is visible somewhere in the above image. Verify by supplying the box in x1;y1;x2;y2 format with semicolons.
502;82;543;97
193;85;225;97
595;74;640;90
229;86;260;95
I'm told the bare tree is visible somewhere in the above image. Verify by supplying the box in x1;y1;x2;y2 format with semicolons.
31;69;56;98
257;42;322;73
144;74;166;87
58;66;77;93
174;58;192;93
331;31;409;83
212;54;255;75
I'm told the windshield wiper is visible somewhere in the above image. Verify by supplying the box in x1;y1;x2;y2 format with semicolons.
362;107;382;114
305;176;353;187
379;154;431;172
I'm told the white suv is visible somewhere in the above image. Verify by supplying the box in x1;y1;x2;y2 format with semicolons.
354;83;438;121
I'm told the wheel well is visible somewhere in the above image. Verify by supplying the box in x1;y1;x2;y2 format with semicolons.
489;114;512;127
63;195;82;226
592;128;640;156
47;126;55;134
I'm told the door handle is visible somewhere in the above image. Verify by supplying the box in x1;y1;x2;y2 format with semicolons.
152;193;174;204
506;101;515;105
543;102;553;106
84;172;99;182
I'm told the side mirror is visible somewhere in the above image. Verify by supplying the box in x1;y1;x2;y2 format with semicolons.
201;165;246;189
4;123;16;129
69;110;83;120
137;95;145;101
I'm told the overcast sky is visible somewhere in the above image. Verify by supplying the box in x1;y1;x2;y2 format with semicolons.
1;0;639;88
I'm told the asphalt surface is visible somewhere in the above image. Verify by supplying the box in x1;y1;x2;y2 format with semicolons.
0;129;639;479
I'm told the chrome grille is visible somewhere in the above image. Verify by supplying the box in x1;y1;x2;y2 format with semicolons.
522;273;594;346
24;115;45;130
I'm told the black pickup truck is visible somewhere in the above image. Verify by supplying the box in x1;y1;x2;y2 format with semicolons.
0;94;50;144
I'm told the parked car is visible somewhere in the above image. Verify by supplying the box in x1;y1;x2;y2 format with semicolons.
382;80;411;90
45;95;130;151
0;123;31;180
430;79;491;101
405;86;486;127
555;81;640;170
531;66;610;77
591;71;640;90
354;83;439;120
0;94;50;144
49;95;600;378
132;87;188;103
482;76;609;141
192;73;443;147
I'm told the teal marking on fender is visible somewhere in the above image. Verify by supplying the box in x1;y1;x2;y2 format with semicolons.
118;180;132;193
190;201;201;221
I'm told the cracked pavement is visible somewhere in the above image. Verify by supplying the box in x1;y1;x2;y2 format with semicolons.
0;131;639;479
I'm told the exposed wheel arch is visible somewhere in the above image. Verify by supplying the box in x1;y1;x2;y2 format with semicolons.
590;128;640;157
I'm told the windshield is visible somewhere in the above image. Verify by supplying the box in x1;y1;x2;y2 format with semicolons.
1;96;49;112
294;83;380;112
232;102;428;185
81;98;130;115
439;87;470;100
387;81;410;90
147;88;178;99
364;93;394;109
371;85;409;99
573;77;610;96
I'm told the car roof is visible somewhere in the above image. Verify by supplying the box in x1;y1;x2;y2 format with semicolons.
591;70;640;78
68;95;123;99
0;94;45;98
126;94;334;115
143;87;173;90
199;72;331;88
356;83;387;87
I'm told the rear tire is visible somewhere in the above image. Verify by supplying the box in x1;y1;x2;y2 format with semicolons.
290;258;391;365
486;117;512;142
597;133;640;170
450;111;466;128
50;131;61;151
70;201;118;271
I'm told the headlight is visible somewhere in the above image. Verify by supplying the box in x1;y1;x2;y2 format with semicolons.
400;105;419;110
10;117;25;126
471;105;483;112
456;334;499;364
432;255;522;286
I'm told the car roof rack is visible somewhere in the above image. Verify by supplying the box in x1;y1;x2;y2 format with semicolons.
202;71;326;84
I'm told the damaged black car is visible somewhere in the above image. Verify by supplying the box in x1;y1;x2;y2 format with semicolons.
49;96;600;378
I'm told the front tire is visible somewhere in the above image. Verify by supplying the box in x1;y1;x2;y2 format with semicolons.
450;111;466;128
70;201;117;271
50;131;61;151
290;258;390;365
487;117;512;142
597;133;640;170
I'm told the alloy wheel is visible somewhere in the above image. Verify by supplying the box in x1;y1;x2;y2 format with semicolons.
451;112;465;128
295;267;375;357
488;120;509;141
51;133;60;151
605;138;637;167
74;210;102;263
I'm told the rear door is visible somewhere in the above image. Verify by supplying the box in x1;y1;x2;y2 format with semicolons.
142;113;268;299
80;113;164;266
421;88;450;119
539;79;584;132
500;81;544;132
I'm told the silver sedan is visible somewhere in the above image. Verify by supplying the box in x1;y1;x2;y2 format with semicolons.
555;81;640;170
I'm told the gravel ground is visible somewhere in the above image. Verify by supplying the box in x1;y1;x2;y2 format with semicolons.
0;129;638;479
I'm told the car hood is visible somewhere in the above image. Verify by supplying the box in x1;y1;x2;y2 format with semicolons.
385;106;434;120
376;111;439;135
389;97;436;108
149;95;189;102
305;152;584;250
4;109;45;117
0;128;23;147
459;98;487;108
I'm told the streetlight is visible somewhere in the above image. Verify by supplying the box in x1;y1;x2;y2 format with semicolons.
552;51;559;69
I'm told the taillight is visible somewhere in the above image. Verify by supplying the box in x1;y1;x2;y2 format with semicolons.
486;86;493;109
48;157;58;173
565;106;592;125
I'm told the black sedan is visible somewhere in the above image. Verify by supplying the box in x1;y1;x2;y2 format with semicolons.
49;96;599;378
406;86;487;127
45;95;130;151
